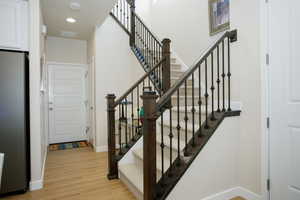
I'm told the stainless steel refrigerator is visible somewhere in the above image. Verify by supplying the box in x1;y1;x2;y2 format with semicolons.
0;50;30;195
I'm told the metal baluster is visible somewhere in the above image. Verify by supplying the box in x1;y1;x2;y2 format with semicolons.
217;45;221;112
204;58;209;129
160;111;165;183
211;52;216;120
191;73;195;146
131;92;135;141
184;80;189;156
125;98;129;147
227;37;231;111
198;66;202;137
118;105;123;155
222;40;226;112
176;89;181;165
137;85;140;135
169;106;173;173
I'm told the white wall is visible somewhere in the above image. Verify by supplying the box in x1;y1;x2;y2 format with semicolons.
135;0;262;196
167;117;239;200
46;36;87;64
94;16;143;151
29;0;44;190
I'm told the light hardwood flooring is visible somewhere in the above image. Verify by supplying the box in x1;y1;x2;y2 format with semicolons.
3;147;245;200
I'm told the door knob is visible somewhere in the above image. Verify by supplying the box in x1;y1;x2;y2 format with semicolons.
49;108;53;111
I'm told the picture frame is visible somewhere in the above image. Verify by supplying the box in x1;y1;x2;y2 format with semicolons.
209;0;230;36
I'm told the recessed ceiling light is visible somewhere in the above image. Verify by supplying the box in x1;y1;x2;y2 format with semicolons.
66;17;76;23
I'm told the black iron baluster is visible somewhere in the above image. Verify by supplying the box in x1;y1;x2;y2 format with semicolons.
118;105;123;155
176;89;181;165
160;111;165;183
227;37;231;111
217;45;221;112
211;52;216;120
191;73;195;146
184;80;189;156
137;85;140;135
222;40;226;112
125;98;129;147
131;92;135;141
204;58;209;129
169;106;173;174
198;65;202;137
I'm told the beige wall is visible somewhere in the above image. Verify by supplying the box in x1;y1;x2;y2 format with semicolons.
136;0;262;195
46;36;87;64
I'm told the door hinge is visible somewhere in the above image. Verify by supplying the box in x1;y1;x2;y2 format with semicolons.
267;179;270;191
266;53;270;65
267;117;270;128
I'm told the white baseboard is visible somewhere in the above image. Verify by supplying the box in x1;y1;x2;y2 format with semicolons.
30;149;47;191
202;187;261;200
95;145;108;152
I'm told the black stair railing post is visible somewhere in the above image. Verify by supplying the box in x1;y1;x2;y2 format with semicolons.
162;38;171;107
129;0;136;47
106;94;118;180
142;90;158;200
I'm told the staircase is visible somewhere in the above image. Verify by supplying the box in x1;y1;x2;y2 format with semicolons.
118;56;194;199
106;0;240;199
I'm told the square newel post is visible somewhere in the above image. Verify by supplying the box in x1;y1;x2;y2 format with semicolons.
129;0;136;47
106;94;118;180
162;38;171;106
142;90;158;200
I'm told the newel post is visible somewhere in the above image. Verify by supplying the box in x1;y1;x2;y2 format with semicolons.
142;90;158;200
106;94;118;180
162;38;171;93
130;0;136;46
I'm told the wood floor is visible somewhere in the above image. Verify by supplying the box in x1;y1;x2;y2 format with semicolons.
2;147;245;200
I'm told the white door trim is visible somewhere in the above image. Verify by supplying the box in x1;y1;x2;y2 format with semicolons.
260;0;270;200
47;62;88;144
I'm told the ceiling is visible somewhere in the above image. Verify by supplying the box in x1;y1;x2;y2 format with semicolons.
41;0;117;40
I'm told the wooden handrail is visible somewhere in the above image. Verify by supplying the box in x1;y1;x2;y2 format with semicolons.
134;14;163;47
114;57;166;107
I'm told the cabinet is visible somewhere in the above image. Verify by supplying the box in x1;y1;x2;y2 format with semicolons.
0;0;29;51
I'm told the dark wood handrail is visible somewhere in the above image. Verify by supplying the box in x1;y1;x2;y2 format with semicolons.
157;30;237;110
114;57;165;107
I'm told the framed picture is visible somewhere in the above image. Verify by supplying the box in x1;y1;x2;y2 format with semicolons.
209;0;230;36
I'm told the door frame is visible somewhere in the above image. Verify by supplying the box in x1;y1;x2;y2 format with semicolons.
47;62;88;145
260;0;270;200
89;56;97;150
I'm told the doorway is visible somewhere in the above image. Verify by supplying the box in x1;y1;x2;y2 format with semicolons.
268;0;300;199
48;63;87;144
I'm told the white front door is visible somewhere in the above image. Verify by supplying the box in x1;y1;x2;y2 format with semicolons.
269;0;300;199
48;63;87;144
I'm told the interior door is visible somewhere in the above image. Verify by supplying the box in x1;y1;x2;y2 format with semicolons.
48;63;86;144
269;0;300;199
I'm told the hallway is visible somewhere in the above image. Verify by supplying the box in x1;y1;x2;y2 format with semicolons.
3;147;245;200
3;148;135;200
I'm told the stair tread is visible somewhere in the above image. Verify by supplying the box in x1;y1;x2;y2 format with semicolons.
119;163;144;193
133;148;173;173
158;117;201;131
